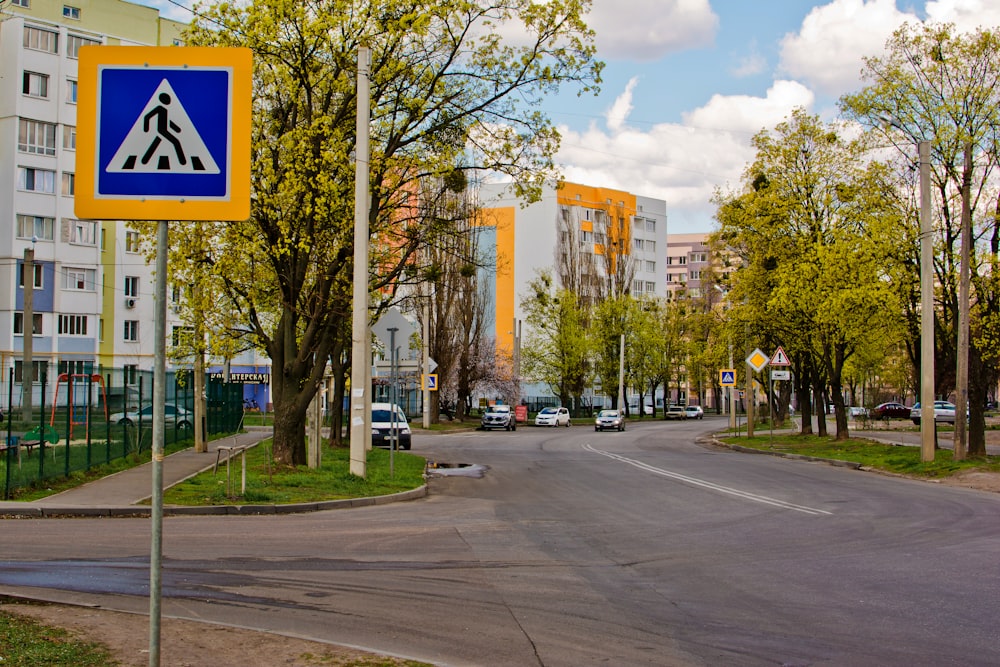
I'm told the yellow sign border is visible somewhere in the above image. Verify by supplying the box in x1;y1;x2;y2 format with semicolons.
76;46;251;221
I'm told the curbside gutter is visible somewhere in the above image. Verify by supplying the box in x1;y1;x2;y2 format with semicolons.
0;485;428;519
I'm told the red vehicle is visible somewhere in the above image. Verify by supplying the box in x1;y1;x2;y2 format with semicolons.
872;402;910;420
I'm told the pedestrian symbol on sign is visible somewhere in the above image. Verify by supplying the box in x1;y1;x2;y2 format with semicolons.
108;79;220;175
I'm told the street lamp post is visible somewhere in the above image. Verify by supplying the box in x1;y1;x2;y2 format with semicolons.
917;140;935;463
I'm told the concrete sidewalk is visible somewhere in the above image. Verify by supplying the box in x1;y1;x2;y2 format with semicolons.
0;427;427;518
0;428;272;517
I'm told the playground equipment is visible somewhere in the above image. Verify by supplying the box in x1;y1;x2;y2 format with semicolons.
49;373;109;440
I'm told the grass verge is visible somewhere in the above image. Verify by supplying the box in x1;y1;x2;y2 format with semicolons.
0;608;117;666
162;441;426;506
718;433;1000;479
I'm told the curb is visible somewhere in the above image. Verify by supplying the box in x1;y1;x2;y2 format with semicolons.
0;485;428;519
704;434;863;470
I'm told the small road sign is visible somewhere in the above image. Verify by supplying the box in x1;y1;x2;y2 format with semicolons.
719;369;736;387
76;46;251;221
770;346;791;366
771;370;791;380
422;374;438;391
746;348;769;372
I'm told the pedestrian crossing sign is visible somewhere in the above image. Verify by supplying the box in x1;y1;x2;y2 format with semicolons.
719;369;736;387
422;374;438;391
75;46;252;221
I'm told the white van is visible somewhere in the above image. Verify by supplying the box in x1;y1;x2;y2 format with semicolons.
371;402;411;450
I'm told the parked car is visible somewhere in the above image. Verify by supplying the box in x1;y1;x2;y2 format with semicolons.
665;405;687;420
872;402;910;420
684;405;704;420
594;409;625;432
848;406;869;419
109;403;192;429
371;402;411;450
481;404;516;431
628;403;653;415
535;406;571;427
910;401;957;425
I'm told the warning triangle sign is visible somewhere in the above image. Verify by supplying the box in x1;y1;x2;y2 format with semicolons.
770;346;790;366
107;79;220;175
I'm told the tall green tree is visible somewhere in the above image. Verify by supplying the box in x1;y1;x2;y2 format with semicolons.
716;110;905;440
840;22;1000;456
520;271;591;409
182;0;601;464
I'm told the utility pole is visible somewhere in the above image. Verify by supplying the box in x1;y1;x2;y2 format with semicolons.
617;333;625;412
954;141;972;460
917;140;936;463
349;45;371;477
21;242;36;422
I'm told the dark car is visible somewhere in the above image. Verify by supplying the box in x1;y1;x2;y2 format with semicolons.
481;405;516;431
872;402;910;420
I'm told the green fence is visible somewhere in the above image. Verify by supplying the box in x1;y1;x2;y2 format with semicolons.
2;369;244;500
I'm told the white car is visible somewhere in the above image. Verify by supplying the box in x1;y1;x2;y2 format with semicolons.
665;405;687;419
109;403;192;429
535;406;571;427
594;409;625;432
684;405;704;420
371;402;411;450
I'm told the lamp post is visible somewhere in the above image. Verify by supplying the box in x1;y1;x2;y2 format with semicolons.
21;238;37;422
714;285;736;430
917;140;935;463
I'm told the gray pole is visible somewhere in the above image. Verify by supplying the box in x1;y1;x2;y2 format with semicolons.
388;327;397;477
148;220;168;666
21;244;35;422
953;141;972;460
422;296;430;429
918;140;935;462
728;344;736;430
617;333;625;411
350;45;371;477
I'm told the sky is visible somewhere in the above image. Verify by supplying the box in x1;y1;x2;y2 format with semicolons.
135;0;1000;234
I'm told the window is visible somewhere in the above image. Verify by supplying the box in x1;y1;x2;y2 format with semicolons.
124;230;141;253
63;267;96;291
69;219;96;245
123;364;138;384
13;312;43;336
63;125;76;150
124;275;140;297
22;71;49;98
690;252;707;263
17;214;55;241
59;314;88;335
66;79;77;103
124;320;139;342
646;220;656;232
18;119;57;155
646;281;656;294
66;34;100;58
14;360;48;384
645;241;656;253
61;173;75;196
632;280;645;294
645;261;656;273
581;230;593;243
23;26;58;53
63;5;80;19
59;360;92;375
18;167;56;194
12;0;29;7
689;270;701;280
634;238;644;251
172;326;194;348
19;262;43;289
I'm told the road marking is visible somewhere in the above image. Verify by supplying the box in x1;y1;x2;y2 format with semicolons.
583;444;832;515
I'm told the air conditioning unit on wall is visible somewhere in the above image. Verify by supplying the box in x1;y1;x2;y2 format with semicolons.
125;297;136;309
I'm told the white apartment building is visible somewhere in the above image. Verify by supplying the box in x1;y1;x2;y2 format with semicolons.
1;0;270;410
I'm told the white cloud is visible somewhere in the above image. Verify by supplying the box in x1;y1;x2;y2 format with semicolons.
731;41;767;78
926;0;1000;31
778;0;916;97
587;0;718;61
555;80;815;232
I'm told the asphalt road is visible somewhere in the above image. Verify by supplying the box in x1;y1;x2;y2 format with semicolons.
1;416;999;666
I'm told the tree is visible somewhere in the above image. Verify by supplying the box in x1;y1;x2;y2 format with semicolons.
520;271;591;409
840;22;1000;456
183;0;602;464
715;110;905;440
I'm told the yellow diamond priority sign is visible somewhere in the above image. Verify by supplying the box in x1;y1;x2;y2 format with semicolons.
746;348;769;372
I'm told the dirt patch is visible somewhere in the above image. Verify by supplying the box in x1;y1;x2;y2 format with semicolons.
933;469;1000;493
1;601;413;667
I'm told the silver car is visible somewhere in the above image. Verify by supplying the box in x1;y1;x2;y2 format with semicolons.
595;409;625;432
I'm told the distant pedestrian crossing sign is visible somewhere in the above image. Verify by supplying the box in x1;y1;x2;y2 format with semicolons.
75;46;251;221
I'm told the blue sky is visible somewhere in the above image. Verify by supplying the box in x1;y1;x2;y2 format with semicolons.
135;0;1000;233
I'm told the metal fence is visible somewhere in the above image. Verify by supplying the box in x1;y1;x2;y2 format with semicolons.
1;368;244;499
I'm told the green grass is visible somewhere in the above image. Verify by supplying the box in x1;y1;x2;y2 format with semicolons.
162;441;426;506
720;433;1000;479
0;608;117;666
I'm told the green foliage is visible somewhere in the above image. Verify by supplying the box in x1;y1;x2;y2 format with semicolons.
0;609;117;666
175;0;602;465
